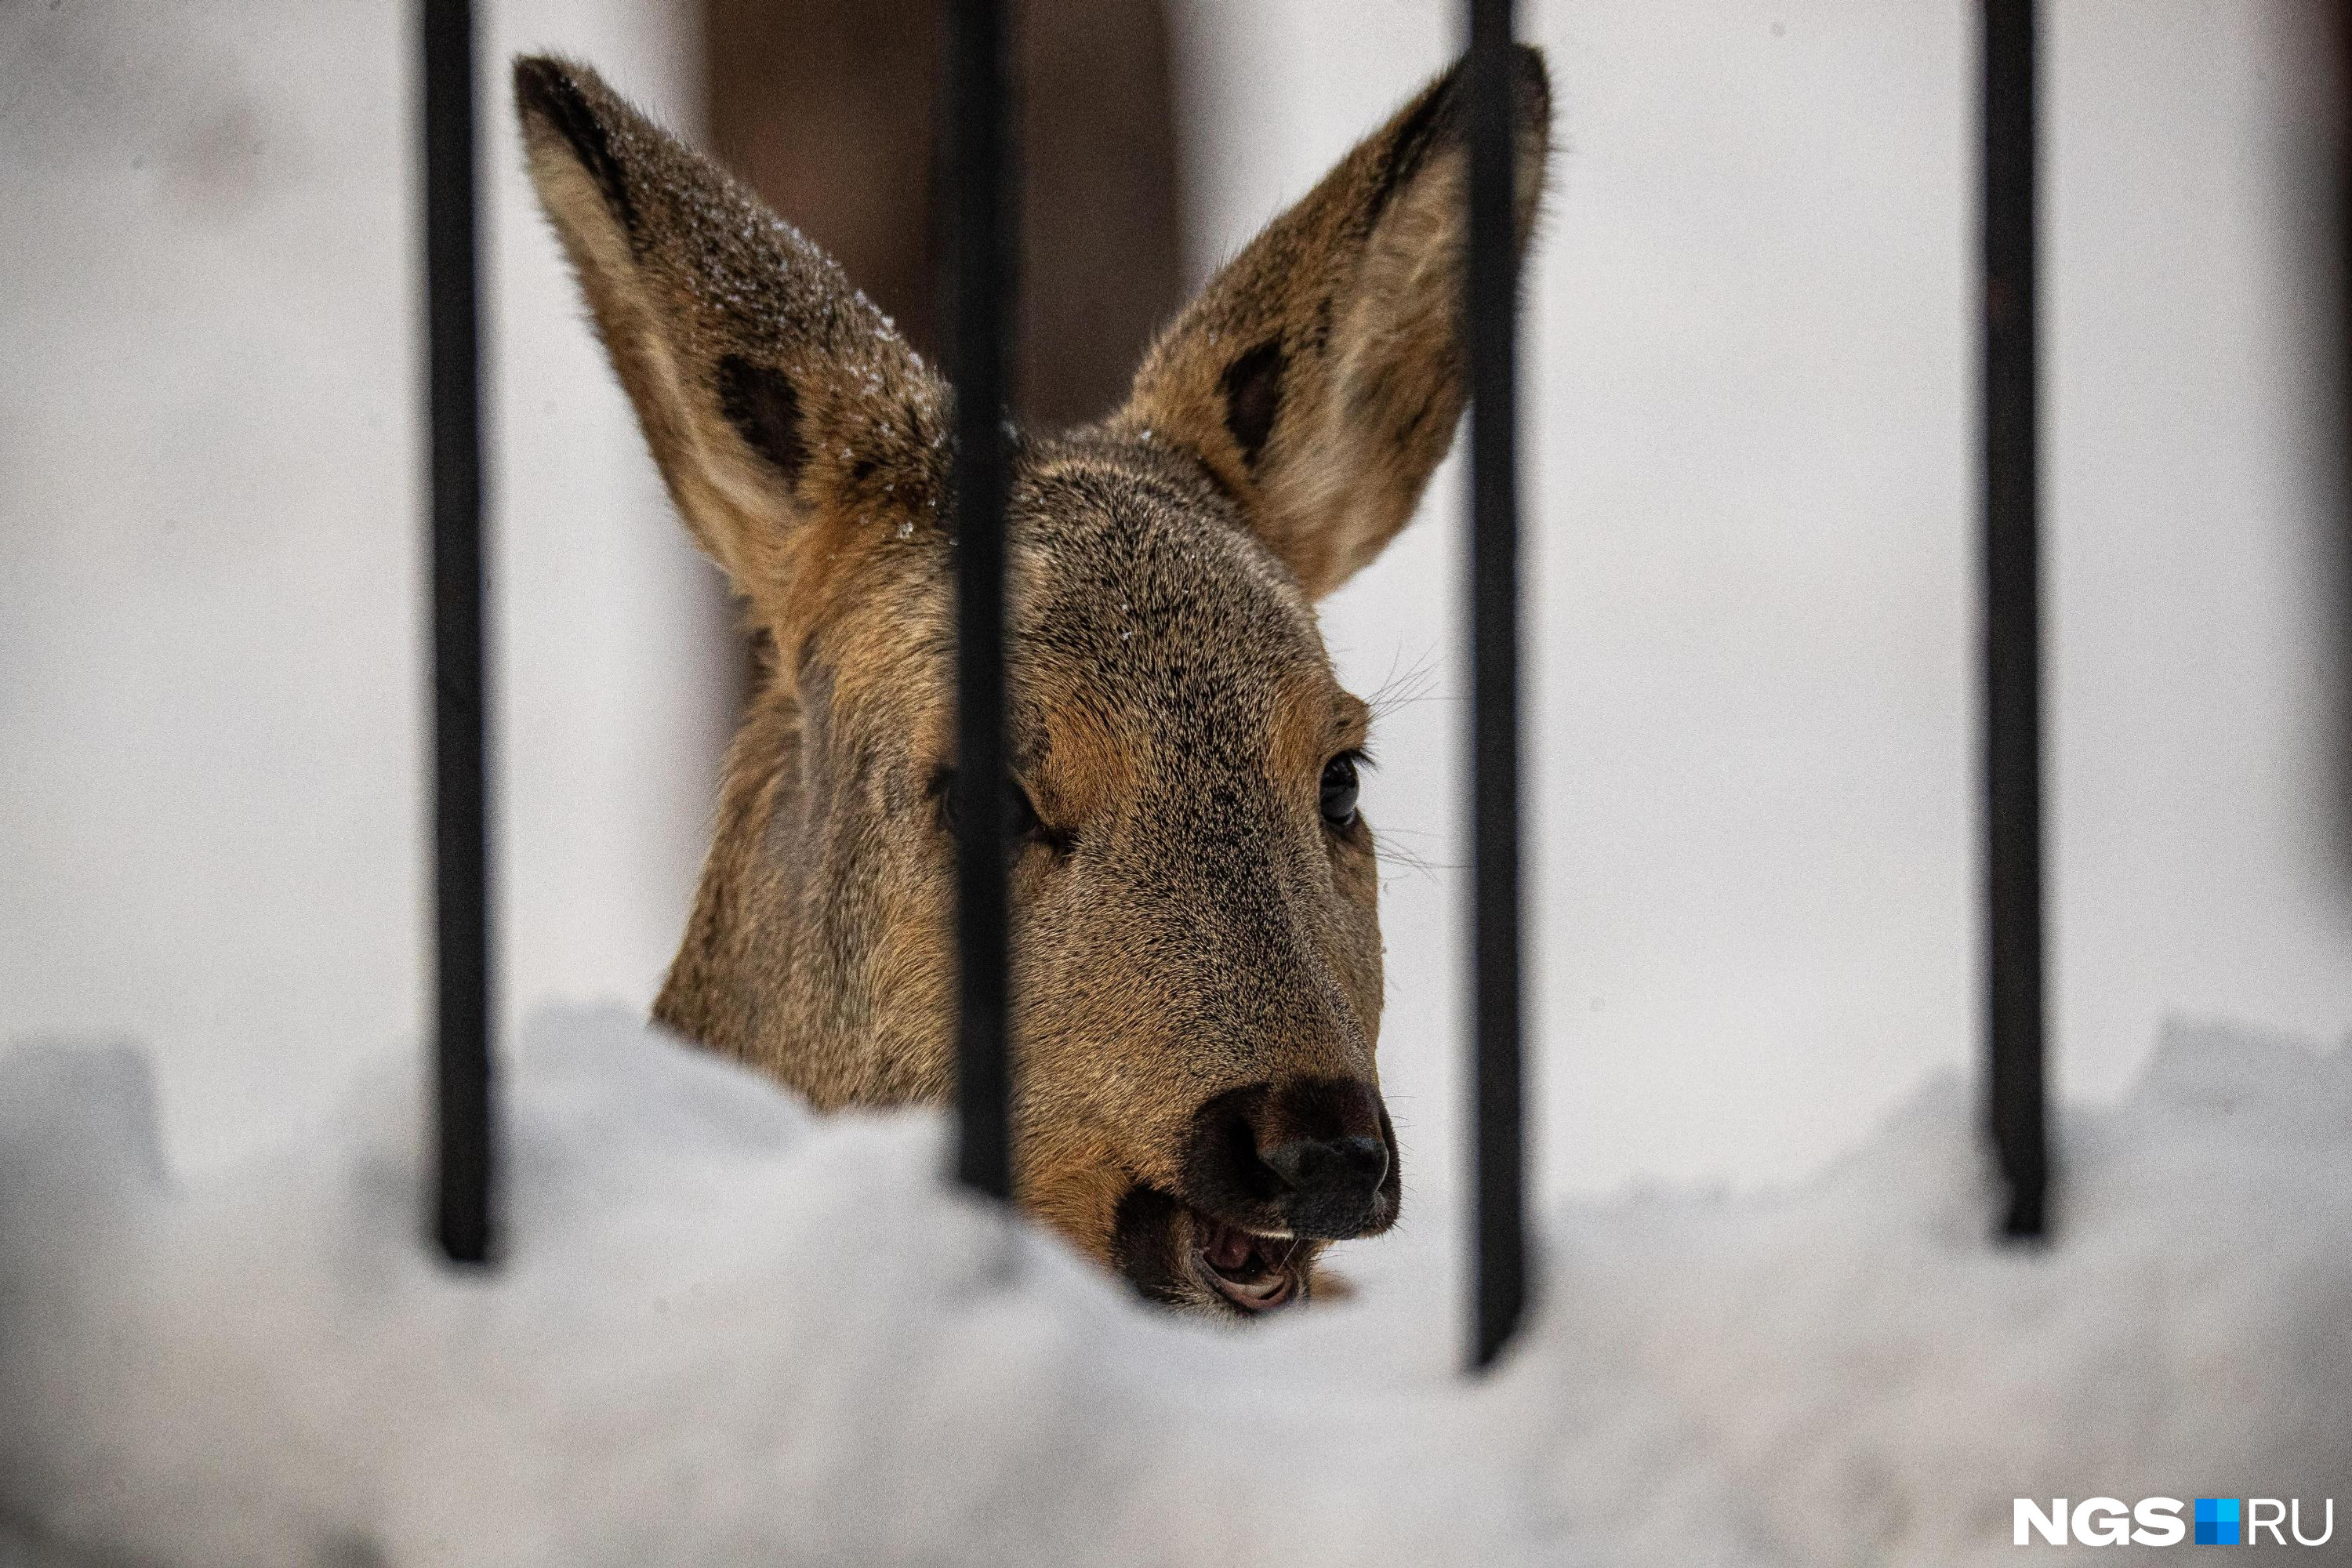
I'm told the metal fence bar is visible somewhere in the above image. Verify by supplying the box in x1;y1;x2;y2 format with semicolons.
1467;0;1529;1367
422;0;495;1264
1980;0;2049;1240
946;0;1017;1200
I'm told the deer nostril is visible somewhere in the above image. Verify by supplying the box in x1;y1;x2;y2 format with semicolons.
1178;1080;1400;1240
1260;1134;1389;1199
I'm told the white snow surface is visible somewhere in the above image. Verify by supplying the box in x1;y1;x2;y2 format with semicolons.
2;1008;2347;1566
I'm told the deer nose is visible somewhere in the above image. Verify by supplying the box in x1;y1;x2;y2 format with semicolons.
1261;1134;1390;1239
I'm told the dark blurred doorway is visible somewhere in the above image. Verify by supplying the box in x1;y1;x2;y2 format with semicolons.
705;0;1187;430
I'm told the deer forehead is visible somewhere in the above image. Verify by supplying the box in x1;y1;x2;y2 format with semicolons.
823;452;1363;797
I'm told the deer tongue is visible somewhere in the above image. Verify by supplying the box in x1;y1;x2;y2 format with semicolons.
1196;1218;1300;1312
1204;1222;1257;1275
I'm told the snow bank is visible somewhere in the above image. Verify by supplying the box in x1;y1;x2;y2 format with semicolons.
1513;1018;2352;1564
2;1010;2346;1566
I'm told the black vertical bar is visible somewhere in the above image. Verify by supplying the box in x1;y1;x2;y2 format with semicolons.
1980;0;2049;1240
1467;0;1527;1367
946;0;1015;1200
423;0;494;1264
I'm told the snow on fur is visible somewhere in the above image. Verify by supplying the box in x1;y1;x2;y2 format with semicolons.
2;1009;2346;1566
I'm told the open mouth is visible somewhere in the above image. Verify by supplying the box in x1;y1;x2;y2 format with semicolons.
1109;1180;1327;1318
1192;1213;1304;1313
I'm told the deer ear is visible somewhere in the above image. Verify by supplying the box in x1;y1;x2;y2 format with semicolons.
1117;48;1550;601
513;56;949;604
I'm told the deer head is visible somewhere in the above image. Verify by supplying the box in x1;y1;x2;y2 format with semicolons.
514;49;1548;1316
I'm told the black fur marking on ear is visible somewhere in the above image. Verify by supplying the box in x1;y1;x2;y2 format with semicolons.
1367;72;1461;230
514;58;637;235
1366;45;1549;232
717;356;807;486
1221;340;1285;471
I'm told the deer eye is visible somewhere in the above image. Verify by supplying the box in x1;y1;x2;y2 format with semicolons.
935;768;1051;844
1007;781;1044;841
1319;753;1361;829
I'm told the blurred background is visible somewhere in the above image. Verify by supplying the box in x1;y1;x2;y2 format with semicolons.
3;0;2348;1292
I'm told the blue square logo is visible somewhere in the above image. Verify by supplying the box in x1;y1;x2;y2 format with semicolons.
2195;1497;2241;1546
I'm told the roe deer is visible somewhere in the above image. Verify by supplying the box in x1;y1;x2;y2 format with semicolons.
514;47;1548;1316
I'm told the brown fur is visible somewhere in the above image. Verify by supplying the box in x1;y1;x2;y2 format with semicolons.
514;50;1550;1316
